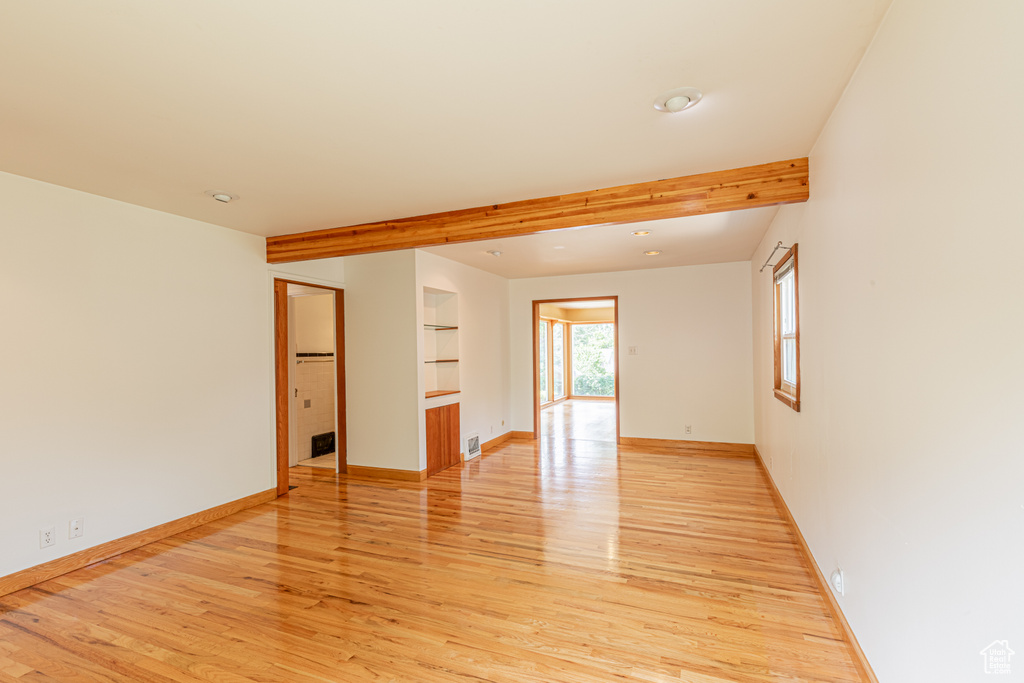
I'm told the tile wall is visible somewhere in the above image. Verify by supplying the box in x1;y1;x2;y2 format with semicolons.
295;357;336;462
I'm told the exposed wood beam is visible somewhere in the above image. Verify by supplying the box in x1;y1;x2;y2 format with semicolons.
266;158;809;264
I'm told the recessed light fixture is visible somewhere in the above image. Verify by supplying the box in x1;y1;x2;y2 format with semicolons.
487;250;503;257
553;245;566;250
644;250;661;256
631;230;651;237
653;87;703;114
205;190;239;203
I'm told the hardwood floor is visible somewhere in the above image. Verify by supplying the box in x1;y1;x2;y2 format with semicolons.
295;453;336;469
0;439;864;682
541;399;616;443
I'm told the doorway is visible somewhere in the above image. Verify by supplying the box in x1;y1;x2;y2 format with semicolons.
532;297;619;443
273;279;347;496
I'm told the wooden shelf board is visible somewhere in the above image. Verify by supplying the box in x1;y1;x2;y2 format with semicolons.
425;390;461;399
424;324;458;330
425;359;459;364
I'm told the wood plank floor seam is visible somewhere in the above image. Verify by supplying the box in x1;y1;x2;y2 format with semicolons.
0;431;866;682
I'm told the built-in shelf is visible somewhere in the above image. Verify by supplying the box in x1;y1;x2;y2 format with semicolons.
425;390;461;399
424;287;460;399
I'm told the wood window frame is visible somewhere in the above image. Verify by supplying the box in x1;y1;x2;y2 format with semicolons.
772;244;800;412
539;317;570;407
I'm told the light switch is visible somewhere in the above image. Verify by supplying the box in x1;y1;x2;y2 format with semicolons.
628;346;639;355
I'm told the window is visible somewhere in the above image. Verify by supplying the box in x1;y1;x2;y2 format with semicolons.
773;244;800;411
538;320;549;404
552;322;565;400
539;318;569;406
571;323;615;397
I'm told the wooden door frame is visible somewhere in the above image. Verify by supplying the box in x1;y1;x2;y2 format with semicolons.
532;296;619;443
274;278;347;496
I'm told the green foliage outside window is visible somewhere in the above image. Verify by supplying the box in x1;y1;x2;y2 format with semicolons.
572;323;614;397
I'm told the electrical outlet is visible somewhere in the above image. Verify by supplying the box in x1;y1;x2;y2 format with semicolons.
40;526;55;548
69;518;84;539
490;425;494;434
830;568;845;596
685;425;692;435
628;346;639;356
769;454;773;469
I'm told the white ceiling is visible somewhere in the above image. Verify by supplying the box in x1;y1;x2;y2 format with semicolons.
423;205;780;278
1;1;890;273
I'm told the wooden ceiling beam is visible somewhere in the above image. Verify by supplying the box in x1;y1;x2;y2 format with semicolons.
265;157;809;264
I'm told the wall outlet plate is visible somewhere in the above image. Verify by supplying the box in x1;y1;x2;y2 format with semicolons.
40;526;55;548
69;518;84;539
830;568;845;596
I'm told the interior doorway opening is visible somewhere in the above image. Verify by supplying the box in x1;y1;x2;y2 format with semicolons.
274;279;346;496
532;297;619;443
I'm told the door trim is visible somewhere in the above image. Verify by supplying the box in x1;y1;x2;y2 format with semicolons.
532;296;619;443
274;280;289;496
273;278;347;496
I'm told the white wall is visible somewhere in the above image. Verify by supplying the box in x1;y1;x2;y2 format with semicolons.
270;258;345;287
751;1;1024;680
0;171;273;578
510;263;753;444
342;251;421;471
293;294;334;354
416;251;511;467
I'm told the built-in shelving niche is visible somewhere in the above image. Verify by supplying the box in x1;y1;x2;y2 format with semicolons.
423;287;459;398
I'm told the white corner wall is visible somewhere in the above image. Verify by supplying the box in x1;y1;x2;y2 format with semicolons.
510;263;753;444
415;251;511;468
0;171;273;578
751;1;1024;680
293;294;335;354
342;251;421;471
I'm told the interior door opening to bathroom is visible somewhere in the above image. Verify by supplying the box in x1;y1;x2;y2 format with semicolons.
273;279;347;496
532;297;619;443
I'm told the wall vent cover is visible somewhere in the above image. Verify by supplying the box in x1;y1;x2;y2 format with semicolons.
311;432;335;458
465;432;481;460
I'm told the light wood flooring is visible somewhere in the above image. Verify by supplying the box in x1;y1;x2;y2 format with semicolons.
0;438;865;682
295;452;337;469
541;399;616;443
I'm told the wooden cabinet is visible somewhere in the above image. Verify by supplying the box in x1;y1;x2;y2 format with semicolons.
426;402;460;477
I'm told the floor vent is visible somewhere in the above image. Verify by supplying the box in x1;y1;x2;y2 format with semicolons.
465;432;481;460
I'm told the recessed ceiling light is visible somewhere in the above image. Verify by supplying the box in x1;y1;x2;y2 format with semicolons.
553;245;566;250
644;250;661;256
631;230;651;236
487;250;503;257
653;87;703;114
205;190;238;203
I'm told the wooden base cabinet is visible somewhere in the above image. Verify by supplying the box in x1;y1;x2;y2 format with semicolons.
426;403;460;477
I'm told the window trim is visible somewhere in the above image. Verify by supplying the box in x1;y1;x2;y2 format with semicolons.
539;317;570;407
773;243;800;412
552;320;567;401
